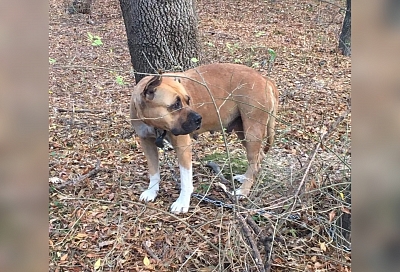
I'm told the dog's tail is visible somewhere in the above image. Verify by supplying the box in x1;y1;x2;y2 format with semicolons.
264;80;279;153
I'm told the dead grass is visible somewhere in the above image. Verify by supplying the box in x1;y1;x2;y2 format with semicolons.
49;0;351;271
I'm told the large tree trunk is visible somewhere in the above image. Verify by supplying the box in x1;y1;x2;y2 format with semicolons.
119;0;200;83
338;0;351;56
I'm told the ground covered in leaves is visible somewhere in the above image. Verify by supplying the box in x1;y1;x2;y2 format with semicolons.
49;0;351;271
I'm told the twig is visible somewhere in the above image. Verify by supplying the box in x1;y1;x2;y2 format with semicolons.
246;215;263;235
293;137;322;199
54;108;106;114
237;213;265;272
246;215;271;272
52;64;124;72
56;160;101;189
177;248;199;271
142;241;161;261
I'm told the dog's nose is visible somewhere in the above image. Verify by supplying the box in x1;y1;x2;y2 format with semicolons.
194;114;202;125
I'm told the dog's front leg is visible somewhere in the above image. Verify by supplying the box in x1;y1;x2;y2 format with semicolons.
169;134;193;214
139;137;160;202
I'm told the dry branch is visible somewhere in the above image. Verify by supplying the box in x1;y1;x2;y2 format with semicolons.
52;64;124;72
237;213;265;272
55;108;106;114
56;160;101;189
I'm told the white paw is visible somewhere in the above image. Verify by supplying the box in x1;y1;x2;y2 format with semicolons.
231;187;249;199
170;195;191;214
233;174;249;184
139;188;158;202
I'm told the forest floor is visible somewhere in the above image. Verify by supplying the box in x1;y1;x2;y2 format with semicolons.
49;0;351;271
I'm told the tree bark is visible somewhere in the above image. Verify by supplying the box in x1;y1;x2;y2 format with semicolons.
119;0;200;83
338;0;351;56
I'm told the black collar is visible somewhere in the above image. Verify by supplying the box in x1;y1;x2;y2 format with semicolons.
154;129;167;148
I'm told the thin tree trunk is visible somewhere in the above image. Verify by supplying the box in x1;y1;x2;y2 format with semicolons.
339;0;351;56
119;0;200;83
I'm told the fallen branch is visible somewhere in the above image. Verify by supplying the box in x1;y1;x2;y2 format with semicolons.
237;213;265;272
246;215;272;271
56;160;101;189
54;108;106;114
52;64;124;73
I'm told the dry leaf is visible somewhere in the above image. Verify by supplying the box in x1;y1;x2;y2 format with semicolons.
143;256;150;266
94;258;101;270
60;253;68;261
314;261;323;268
341;206;351;214
309;178;317;190
76;233;88;239
328;210;336;223
319;242;327;252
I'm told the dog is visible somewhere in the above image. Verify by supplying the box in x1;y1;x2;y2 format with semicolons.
130;63;278;214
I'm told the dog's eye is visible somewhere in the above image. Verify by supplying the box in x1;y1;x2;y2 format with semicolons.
170;97;182;111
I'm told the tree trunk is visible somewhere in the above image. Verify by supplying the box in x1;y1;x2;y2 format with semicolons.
119;0;200;83
338;0;351;56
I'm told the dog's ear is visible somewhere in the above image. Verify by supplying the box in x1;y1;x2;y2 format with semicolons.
143;75;161;100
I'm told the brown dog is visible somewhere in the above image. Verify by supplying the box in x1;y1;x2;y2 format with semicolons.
130;63;278;214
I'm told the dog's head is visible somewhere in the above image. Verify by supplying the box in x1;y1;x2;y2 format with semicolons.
132;75;202;135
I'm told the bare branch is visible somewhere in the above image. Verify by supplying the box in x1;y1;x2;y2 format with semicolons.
56;160;101;189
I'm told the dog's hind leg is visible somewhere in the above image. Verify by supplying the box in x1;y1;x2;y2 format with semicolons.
232;115;267;197
139;137;160;202
169;134;193;214
233;138;264;197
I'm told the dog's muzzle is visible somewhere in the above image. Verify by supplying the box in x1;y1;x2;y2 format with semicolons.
171;111;202;135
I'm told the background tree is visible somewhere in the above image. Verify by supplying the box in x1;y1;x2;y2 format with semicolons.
338;0;351;56
119;0;200;83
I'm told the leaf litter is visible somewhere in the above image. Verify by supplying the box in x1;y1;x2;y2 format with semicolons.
49;0;351;271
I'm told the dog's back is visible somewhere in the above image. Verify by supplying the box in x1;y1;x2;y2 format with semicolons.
168;63;278;150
